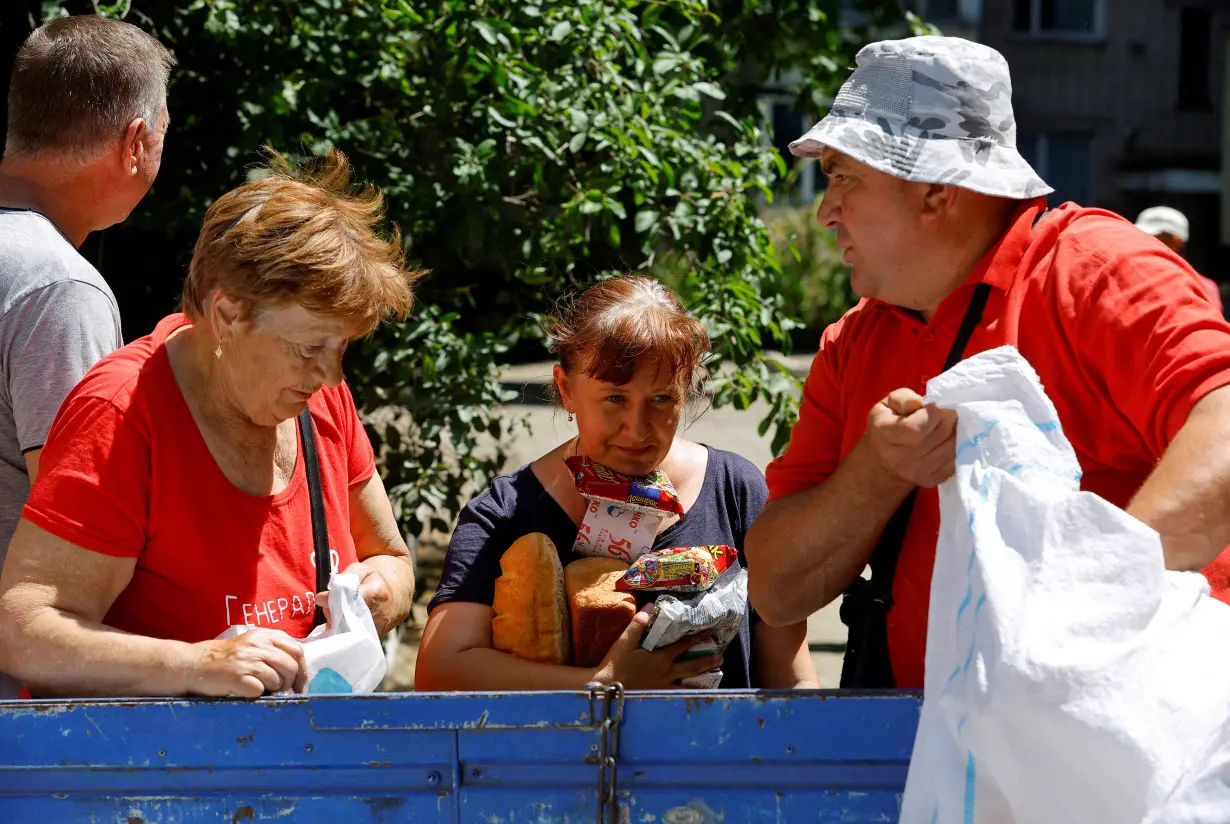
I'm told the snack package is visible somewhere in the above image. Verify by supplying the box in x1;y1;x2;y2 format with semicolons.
565;456;684;516
641;568;748;689
677;637;719;661
566;457;684;562
573;498;660;562
616;545;736;593
681;668;724;690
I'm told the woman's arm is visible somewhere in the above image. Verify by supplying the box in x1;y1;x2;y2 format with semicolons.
0;521;305;698
753;619;819;689
415;601;721;692
346;473;416;635
416;602;598;691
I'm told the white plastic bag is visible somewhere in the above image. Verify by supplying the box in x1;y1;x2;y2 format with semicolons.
899;346;1230;824
299;572;387;694
215;573;387;695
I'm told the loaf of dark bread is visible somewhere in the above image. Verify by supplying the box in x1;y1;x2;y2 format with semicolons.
565;557;636;668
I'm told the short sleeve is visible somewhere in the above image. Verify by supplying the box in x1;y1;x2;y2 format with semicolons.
335;381;376;488
764;325;847;502
427;491;515;614
22;395;150;558
723;452;768;552
1062;232;1230;454
4;281;120;453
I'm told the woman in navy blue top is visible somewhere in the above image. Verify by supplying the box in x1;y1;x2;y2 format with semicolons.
416;277;817;691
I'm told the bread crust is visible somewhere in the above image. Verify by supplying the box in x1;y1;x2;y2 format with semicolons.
565;557;637;668
491;533;571;665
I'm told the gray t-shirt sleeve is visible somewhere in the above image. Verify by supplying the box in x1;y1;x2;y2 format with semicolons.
5;280;121;452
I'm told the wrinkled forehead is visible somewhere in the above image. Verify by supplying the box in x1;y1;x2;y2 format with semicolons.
819;147;862;174
250;301;368;340
834;40;1017;146
819;148;904;188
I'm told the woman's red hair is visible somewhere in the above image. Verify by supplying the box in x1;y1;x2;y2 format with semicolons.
545;276;709;390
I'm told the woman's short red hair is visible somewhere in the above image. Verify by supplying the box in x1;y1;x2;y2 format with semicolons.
545;276;709;390
182;149;422;334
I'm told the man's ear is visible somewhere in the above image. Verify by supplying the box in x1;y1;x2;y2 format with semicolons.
920;182;958;217
118;117;147;177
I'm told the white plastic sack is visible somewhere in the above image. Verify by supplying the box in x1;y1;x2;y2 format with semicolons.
900;346;1230;824
215;573;387;695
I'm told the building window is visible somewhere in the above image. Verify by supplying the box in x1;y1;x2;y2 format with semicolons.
1178;7;1212;111
903;0;958;23
903;0;982;24
760;96;817;205
1013;0;1101;37
1018;131;1094;206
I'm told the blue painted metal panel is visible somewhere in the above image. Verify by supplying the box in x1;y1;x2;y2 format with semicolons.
0;689;921;822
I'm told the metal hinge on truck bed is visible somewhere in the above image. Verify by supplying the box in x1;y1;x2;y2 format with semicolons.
587;681;626;823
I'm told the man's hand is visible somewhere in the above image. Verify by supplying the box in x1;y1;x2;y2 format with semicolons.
866;388;959;488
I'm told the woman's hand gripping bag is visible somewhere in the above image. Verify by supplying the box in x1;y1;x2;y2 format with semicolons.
899;346;1230;824
300;572;388;694
214;573;387;694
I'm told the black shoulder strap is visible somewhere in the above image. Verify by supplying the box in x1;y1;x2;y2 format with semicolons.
298;408;332;628
872;281;991;577
861;280;993;669
944;283;992;371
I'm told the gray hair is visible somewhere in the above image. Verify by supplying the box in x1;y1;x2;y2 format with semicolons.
5;15;175;161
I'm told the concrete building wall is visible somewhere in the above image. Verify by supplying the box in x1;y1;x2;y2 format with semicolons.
977;0;1229;280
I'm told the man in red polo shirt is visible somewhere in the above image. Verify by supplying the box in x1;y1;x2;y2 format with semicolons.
744;36;1230;690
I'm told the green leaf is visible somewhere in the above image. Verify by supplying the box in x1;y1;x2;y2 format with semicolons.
652;56;678;76
550;20;573;40
568;131;587;153
474;20;499;45
692;81;726;100
635;210;657;233
488;107;517;128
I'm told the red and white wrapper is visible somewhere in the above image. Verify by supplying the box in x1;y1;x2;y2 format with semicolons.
571;497;664;562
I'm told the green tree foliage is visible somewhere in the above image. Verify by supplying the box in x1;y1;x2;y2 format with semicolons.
9;0;901;541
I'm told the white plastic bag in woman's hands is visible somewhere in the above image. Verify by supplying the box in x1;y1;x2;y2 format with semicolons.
299;572;388;694
899;346;1230;824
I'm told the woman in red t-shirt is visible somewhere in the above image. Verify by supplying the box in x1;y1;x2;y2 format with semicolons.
0;150;422;698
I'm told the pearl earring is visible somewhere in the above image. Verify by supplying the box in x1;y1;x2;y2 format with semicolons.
214;345;223;360
567;412;574;422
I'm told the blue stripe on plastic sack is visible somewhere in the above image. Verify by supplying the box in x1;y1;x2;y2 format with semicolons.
899;346;1230;824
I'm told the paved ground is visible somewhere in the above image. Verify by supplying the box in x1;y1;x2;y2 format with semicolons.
389;357;847;690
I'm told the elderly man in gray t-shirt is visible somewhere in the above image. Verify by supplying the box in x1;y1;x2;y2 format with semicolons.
0;15;174;696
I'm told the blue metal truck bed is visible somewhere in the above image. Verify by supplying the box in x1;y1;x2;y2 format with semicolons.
0;688;920;823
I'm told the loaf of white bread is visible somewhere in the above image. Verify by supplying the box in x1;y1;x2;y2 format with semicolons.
565;557;636;668
491;533;571;665
489;534;639;670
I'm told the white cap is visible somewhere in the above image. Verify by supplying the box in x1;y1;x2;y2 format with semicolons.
1135;206;1189;243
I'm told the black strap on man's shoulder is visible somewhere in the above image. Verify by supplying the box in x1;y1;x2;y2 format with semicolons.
298;408;332;628
839;282;993;688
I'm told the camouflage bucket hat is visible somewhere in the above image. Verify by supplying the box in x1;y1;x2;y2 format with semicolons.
789;36;1052;200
